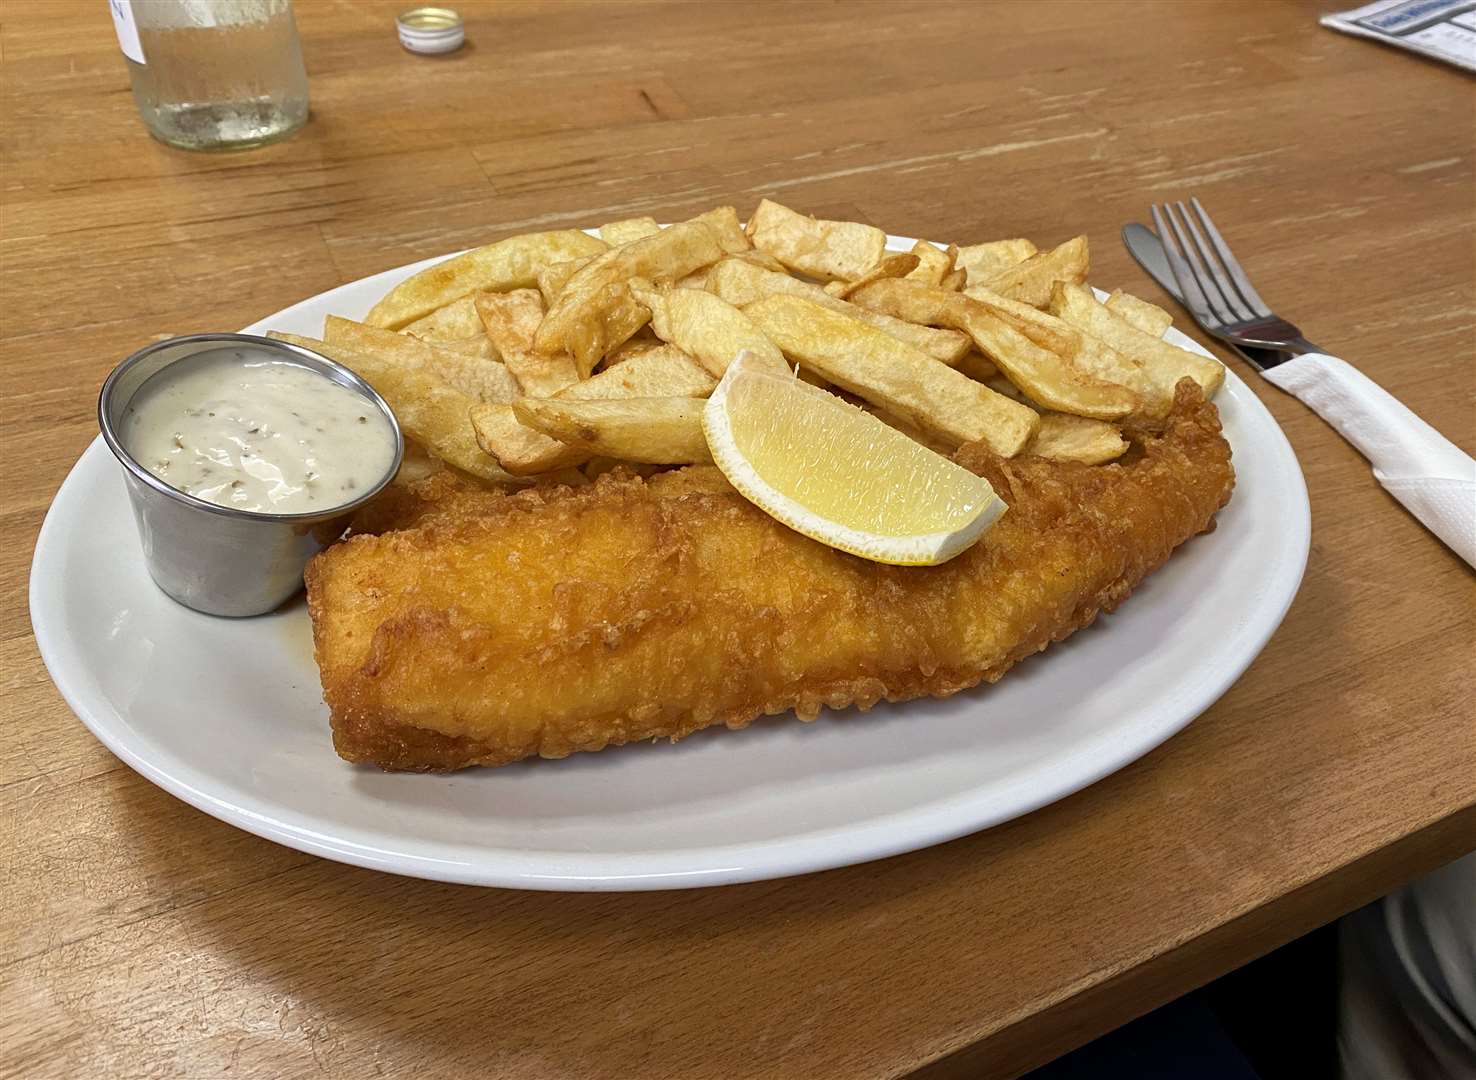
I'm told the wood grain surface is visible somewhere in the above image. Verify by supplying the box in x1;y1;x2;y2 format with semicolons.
3;2;1473;1078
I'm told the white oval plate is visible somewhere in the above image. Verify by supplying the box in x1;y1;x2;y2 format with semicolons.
30;235;1309;890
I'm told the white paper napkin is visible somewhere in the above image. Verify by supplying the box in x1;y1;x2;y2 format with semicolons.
1263;353;1476;568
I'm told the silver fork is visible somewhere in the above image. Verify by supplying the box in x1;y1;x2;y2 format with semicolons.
1151;198;1321;366
1141;196;1474;568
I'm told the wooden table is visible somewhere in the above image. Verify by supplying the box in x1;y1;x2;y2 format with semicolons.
4;2;1472;1077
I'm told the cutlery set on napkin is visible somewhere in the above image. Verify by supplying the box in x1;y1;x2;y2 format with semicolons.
1124;200;1475;569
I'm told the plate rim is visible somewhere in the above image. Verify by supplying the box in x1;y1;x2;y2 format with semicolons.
28;235;1311;890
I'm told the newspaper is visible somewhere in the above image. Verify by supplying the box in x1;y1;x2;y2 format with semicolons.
1322;0;1476;70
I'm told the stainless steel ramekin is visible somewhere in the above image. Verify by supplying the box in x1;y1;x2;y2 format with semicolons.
98;333;403;617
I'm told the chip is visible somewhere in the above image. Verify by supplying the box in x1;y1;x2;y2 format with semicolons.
472;288;544;350
629;279;788;377
905;241;953;286
1105;289;1173;337
469;325;716;474
744;197;887;281
1049;282;1223;404
470;403;588;475
533;220;727;375
845;279;1137;421
828;253;922;300
364;230;608;329
402;295;498;359
743;294;1039;454
557;347;716;399
473;290;579;398
1025;412;1128;464
954;238;1037;286
705;258;970;364
976;235;1088;307
512;397;713;464
592;280;657;360
675;251;786;291
536;257;595;307
957;284;1082;357
956;286;1155;413
688;206;751;254
602;339;695;368
599;217;662;246
319;317;520;404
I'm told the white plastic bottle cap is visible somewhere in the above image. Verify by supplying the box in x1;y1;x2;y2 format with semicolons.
397;7;465;54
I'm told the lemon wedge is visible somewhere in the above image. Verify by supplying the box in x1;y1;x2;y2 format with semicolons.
702;352;1007;565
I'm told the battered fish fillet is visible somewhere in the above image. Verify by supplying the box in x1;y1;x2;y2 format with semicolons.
307;382;1234;770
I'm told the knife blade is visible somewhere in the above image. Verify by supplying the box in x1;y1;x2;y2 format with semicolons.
1120;223;1282;369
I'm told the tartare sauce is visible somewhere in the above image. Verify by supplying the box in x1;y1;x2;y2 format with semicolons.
124;347;395;515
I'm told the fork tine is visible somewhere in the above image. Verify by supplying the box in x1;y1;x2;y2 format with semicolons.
1176;200;1256;322
1190;197;1272;318
1150;203;1217;326
1164;202;1237;327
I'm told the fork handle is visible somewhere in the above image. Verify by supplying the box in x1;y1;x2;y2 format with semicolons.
1262;352;1476;568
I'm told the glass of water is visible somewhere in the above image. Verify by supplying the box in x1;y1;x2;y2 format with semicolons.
113;0;309;151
